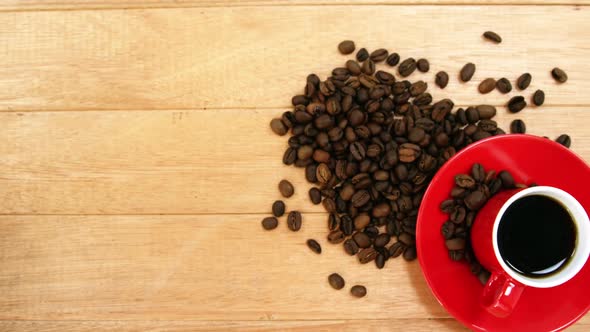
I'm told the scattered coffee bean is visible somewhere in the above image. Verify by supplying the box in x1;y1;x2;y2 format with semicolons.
328;273;345;290
270;118;288;135
507;96;526;113
496;78;512;94
551;67;568;83
386;53;400;66
370;48;389;62
510;119;526;134
417;58;430;73
478;78;496;94
556;134;571;148
403;246;417;261
362;60;376;75
483;31;502;43
356;48;369;62
375;253;386;269
307;239;322;254
350;285;367;298
309;188;322;204
344;238;360;255
516;73;532;90
435;71;449;89
399;58;417;77
532;89;545;106
278;179;295;198
287;211;302;231
262;217;278;230
498;170;515;188
460;63;476;82
338;40;355;55
476;105;496;119
272;200;286;217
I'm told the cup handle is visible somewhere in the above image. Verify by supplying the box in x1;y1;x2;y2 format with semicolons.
481;271;525;318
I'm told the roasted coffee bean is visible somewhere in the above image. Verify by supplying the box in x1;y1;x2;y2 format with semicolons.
389;242;405;258
262;217;278;230
556;134;572;148
316;163;332;184
449;250;464;261
551;67;568;83
358;247;378;264
328;230;345;244
386;53;400;66
476;105;496;119
446;238;466;251
465;107;479;124
354;214;371;230
441;221;455;240
471;163;485;182
350;142;366;161
370;48;389;62
451;206;466;224
417;58;430;73
410;80;428;96
341;215;354;236
478;120;498;132
478;270;491;285
305;164;318;183
516;73;532;90
353;232;372;248
307;239;322;254
398;232;415;246
283;147;297;165
328;213;341;231
464;190;487;211
356;48;369;62
272;200;286;217
483;31;502;43
489;178;502;195
362;60;376;75
372;203;391;218
308;188;322;205
374;233;391;247
338;40;355;54
455;174;476;188
532;89;545;106
270;118;288;135
498;170;515;188
435;71;449;89
279;180;295;198
323;197;337;213
344;238;360;255
510;119;526;134
496;78;512;94
507;96;526;113
440;199;455;213
351;190;371;207
460;63;476;82
350;285;367;298
287;211;302;231
403;246;417;261
328;273;345;290
399;58;417;77
478;78;496;94
399;143;421;163
346;60;362;76
375;253;386;269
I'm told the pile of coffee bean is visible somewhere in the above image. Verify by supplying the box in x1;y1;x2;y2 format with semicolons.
440;164;533;285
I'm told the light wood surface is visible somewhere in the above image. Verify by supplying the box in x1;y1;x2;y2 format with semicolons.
0;2;589;331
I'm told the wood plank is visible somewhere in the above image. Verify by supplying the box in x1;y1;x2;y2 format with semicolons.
0;6;588;111
0;108;587;215
0;0;588;12
0;214;448;320
0;319;470;332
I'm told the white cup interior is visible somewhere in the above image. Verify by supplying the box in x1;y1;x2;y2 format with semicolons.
492;186;590;288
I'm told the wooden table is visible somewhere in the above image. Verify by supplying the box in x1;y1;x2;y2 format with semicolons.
0;1;589;331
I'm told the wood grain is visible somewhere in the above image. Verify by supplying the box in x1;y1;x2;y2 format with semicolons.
0;0;588;12
0;108;587;215
0;6;588;111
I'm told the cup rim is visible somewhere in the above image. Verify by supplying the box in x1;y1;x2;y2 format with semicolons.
492;186;590;288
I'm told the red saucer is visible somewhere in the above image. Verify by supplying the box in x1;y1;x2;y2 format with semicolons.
417;135;590;332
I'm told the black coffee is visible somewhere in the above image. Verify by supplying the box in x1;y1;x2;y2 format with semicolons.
498;195;576;278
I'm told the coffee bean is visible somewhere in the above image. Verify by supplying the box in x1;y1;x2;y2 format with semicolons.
316;163;332;183
435;71;449;89
351;190;370;207
362;60;376;75
282;147;297;165
374;233;391;247
328;273;345;290
507;96;526;113
346;60;362;76
449;250;464;261
516;73;532;90
455;174;476;188
451;206;466;224
399;58;417;77
353;232;372;248
478;78;496;94
287;211;302;231
358;247;377;264
476;105;496;119
338;40;355;55
356;48;369;62
466;107;479;124
446;238;466;251
372;203;391;218
272;200;285;217
496;78;512;94
375;253;386;269
328;230;345;244
323;197;336;213
464;190;487;211
386;53;400;66
279;180;295;198
307;188;321;205
354;214;371;230
471;163;485;182
483;31;502;43
532;89;545;106
510;119;526;134
344;239;360;255
350;142;366;161
389;242;405;258
551;67;568;83
350;285;367;298
270;118;288;135
398;143;421;163
403;246;417;261
498;170;515;189
307;239;322;254
556;134;571;148
441;221;455;240
478;120;497;132
478;270;491;285
341;215;354;236
261;217;278;230
417;58;430;73
370;48;388;62
460;63;476;82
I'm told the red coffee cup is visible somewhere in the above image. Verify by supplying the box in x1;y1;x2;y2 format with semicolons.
471;186;590;318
